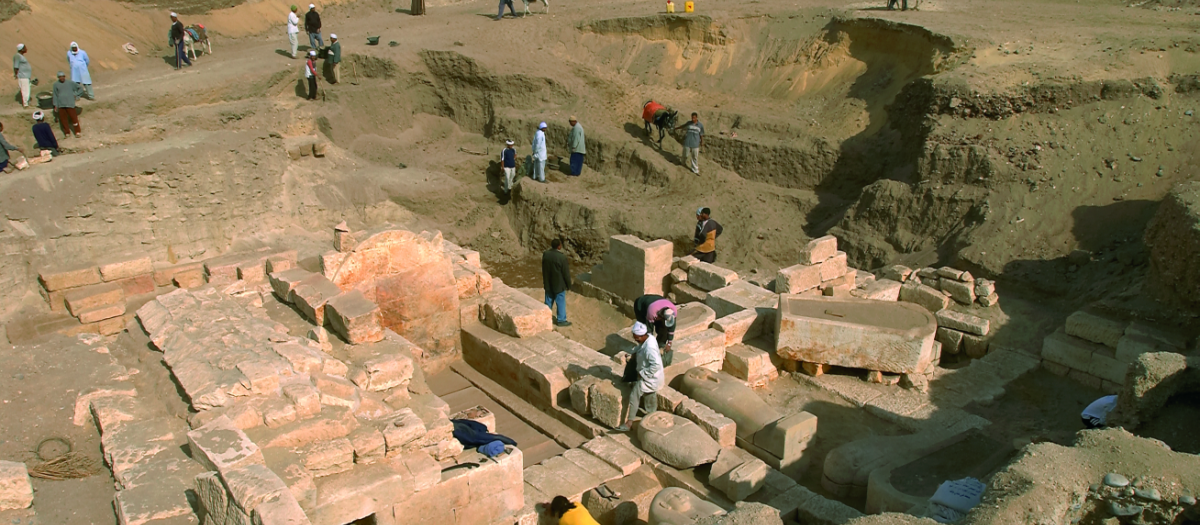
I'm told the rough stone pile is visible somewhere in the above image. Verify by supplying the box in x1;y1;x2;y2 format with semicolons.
1042;309;1189;392
38;254;158;335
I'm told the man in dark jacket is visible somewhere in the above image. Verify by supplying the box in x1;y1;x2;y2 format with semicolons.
542;239;571;327
170;13;191;69
305;4;324;51
31;111;58;156
634;294;677;366
692;207;722;263
326;34;341;84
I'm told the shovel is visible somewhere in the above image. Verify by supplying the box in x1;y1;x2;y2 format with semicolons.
352;61;360;85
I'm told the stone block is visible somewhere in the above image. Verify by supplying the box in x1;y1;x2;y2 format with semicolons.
753;412;817;464
974;279;996;297
713;309;762;347
899;282;950;313
589;235;674;301
570;376;603;416
316;374;360;409
852;279;902;301
855;270;876;287
1115;334;1167;362
39;265;101;291
188;415;265;475
705;280;776;319
283;384;322;419
723;345;778;387
881;265;912;282
582;465;662;525
222;463;290;515
673;328;726;369
977;292;1000;307
325;291;384;344
205;252;259;285
114;477;194;525
935;327;965;355
940;278;976;305
382;409;426;454
292;274;344;326
453;486;523;525
114;274;156;296
581;437;642;476
676;302;716;339
678;399;736;447
656;386;687;413
936;267;971;282
776;263;821;294
269;269;313;304
637;412;720;469
174;269;206;289
688;261;739;292
561;449;622;483
589;381;626;428
251;492;310;525
1065;311;1127;348
672;282;709;304
266;256;297;276
99;256;154;282
0;461;33;511
962;334;991;358
670;268;688;284
776;295;937;374
348;353;414;393
935;310;990;336
799;235;839;265
1125;321;1188;350
261;399;298;428
449;405;496;434
818;252;848;281
482;285;553;338
77;302;126;323
254;406;359;449
709;448;768;501
399;451;440;492
301;438;354;477
64;282;125;317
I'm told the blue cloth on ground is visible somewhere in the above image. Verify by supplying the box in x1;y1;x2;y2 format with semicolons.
452;419;517;448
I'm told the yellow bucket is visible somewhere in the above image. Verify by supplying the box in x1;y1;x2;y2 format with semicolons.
684;1;694;12
666;0;674;12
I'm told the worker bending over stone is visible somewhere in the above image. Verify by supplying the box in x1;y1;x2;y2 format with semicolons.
616;322;664;432
633;294;677;366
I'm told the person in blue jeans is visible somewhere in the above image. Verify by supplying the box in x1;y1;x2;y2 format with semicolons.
542;239;571;327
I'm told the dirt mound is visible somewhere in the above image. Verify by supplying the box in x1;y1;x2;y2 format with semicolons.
0;0;27;22
117;0;246;15
1144;182;1200;308
579;14;730;45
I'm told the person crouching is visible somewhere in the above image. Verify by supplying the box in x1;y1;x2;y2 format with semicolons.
616;322;664;432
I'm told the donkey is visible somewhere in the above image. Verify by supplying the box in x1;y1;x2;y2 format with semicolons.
522;0;548;15
642;100;679;148
183;24;212;60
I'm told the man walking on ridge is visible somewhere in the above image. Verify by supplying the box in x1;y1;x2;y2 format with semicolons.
675;112;704;175
171;13;192;69
532;122;548;182
500;139;517;193
567;116;585;176
542;239;572;327
305;4;324;51
692;207;722;263
68;42;93;100
13;44;32;108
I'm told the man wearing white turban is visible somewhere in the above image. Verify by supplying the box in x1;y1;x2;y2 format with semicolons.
68;42;93;100
616;322;664;432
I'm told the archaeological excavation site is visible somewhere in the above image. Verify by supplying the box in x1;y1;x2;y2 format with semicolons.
1;0;1200;524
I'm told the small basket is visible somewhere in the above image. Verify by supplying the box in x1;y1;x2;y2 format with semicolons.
366;36;381;45
36;92;53;109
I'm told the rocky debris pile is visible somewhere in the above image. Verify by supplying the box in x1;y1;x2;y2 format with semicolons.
1072;471;1196;524
284;136;330;160
1144;181;1200;309
1042;309;1188;392
774;235;858;297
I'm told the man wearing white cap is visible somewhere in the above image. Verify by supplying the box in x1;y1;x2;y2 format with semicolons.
287;5;301;59
304;50;319;100
531;122;547;182
305;4;324;51
171;13;192;69
68;42;94;101
616;322;664;432
327;34;341;84
500;139;518;193
13;44;32;108
52;71;84;138
31;111;59;156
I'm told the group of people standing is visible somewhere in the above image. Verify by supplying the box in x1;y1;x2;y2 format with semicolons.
288;4;342;100
5;41;92;169
497;117;587;192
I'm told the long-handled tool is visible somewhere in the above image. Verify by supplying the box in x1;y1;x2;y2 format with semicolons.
352;61;360;85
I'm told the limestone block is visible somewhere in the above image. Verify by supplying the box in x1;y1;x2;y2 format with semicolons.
266;257;297;277
582;465;662;525
1065;311;1127;348
589;381;626;428
195;471;230;524
916;267;939;280
536;456;603;504
713;309;761;347
962;333;991;358
723;345;778;387
670;268;688;284
675;302;716;339
581;436;642;476
799;235;839;265
753;412;817;465
637;411;720;469
114;273;155;296
678;399;736;447
935;310;990;336
188;415;265;475
974;279;996;297
222;463;290;515
1125;321;1188;349
672;282;709;304
898;282;950;313
251;492;310;525
269;269;313;304
78;302;126;323
273;343;325;376
852;279;902;301
0;461;33;510
648;487;725;525
316;374;360;409
705;280;776;320
174;269;206;289
709;448;768;501
205;252;259;285
776;263;821;294
39;264;101;291
656;386;687;413
1116;334;1169;362
238;360;283;395
99;256;154;282
292;274;343;326
348;352;414;393
449;405;496;434
673;329;726;369
283;384;322;419
589;235;674;301
939;278;976;305
255;406;359;449
114;477;195;525
382;409;426;455
935;327;965;355
676;367;782;440
570;376;603;416
881;265;912;283
64;282;125;317
775;295;937;374
399;451;440;492
688;261;739;292
977;292;999;307
325;291;384;344
936;267;971;282
482;285;553;338
301;438;354;478
153;261;203;287
561;449;622;484
819;252;848;282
